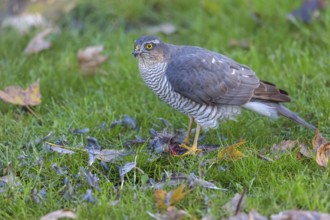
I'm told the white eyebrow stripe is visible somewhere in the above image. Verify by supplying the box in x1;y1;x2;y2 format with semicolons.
149;40;160;44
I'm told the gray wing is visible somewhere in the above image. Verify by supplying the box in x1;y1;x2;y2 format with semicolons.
166;47;260;105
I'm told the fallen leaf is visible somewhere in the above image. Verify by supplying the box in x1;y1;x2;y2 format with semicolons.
40;209;76;220
312;129;330;167
24;28;54;54
0;79;41;106
218;140;245;161
299;143;312;158
147;206;188;220
316;143;330;167
2;13;47;34
154;184;188;209
271;210;330;220
272;140;298;155
222;192;246;215
77;45;108;75
147;23;176;35
312;129;326;151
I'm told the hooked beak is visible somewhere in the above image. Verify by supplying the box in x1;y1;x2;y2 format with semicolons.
132;45;141;58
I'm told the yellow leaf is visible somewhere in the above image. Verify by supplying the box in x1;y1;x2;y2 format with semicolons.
0;80;41;106
218;140;245;161
154;184;188;209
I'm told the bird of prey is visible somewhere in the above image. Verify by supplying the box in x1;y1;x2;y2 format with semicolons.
133;35;316;156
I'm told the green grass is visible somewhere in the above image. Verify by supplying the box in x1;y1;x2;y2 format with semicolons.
0;0;330;219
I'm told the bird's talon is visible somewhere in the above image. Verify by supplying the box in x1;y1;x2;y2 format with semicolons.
177;143;202;157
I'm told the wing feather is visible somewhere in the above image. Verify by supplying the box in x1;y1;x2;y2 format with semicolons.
166;46;260;105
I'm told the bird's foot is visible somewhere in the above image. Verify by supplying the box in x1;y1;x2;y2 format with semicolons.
177;143;202;157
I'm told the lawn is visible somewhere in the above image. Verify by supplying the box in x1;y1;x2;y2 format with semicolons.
0;0;329;219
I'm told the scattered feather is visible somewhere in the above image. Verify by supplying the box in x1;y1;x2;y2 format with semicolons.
110;115;137;130
86;136;101;150
52;163;67;176
187;173;226;190
79;167;100;190
70;128;90;134
45;143;74;155
87;149;129;165
288;0;327;23
82;189;95;203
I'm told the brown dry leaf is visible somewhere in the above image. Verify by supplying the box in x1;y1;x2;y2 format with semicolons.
272;140;298;155
77;45;108;75
312;129;327;151
299;143;312;158
154;184;188;209
222;192;246;215
316;143;330;167
271;210;330;220
40;209;76;220
218;140;245;161
0;80;41;106
147;206;188;220
312;129;330;167
24;28;54;54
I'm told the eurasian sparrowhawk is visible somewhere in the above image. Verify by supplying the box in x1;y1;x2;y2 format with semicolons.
133;35;316;156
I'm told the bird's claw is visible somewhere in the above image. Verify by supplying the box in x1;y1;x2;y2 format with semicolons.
175;143;202;157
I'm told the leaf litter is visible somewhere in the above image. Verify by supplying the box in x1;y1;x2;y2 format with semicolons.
77;45;108;75
40;209;76;220
154;184;189;209
148;206;188;220
0;79;41;106
312;129;330;167
24;28;55;55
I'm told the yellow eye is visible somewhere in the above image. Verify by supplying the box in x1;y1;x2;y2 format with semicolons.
145;43;153;50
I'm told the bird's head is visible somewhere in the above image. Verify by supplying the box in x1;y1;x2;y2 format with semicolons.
133;36;169;64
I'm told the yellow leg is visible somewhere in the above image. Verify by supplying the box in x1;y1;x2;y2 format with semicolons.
179;123;202;157
182;116;194;145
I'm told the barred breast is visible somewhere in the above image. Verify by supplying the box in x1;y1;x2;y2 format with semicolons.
139;62;241;129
